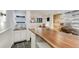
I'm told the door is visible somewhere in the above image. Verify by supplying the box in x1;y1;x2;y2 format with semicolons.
53;14;61;32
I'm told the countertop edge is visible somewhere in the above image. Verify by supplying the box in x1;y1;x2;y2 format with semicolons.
29;29;59;48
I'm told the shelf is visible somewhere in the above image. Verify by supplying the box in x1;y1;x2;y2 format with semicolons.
16;22;25;23
16;15;25;18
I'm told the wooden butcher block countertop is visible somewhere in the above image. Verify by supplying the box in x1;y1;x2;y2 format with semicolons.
29;28;79;48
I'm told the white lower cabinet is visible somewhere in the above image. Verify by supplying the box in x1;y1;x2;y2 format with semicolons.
36;36;51;48
14;31;20;42
21;30;27;41
14;30;27;42
30;31;51;48
30;31;36;48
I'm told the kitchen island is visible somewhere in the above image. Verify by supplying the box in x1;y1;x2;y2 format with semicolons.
29;28;79;48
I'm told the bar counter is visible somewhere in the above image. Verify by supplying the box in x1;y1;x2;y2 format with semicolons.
29;28;79;48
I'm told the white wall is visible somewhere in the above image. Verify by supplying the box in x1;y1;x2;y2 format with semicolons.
6;10;16;43
0;29;13;48
30;10;54;29
6;10;16;27
0;10;16;48
15;10;26;16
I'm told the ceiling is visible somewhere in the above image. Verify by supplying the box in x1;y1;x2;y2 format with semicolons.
30;10;53;15
14;10;71;17
30;10;71;17
15;10;26;13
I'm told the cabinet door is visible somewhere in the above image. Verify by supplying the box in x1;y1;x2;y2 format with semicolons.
21;30;27;41
14;30;27;42
36;36;51;48
14;31;21;42
30;31;36;48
